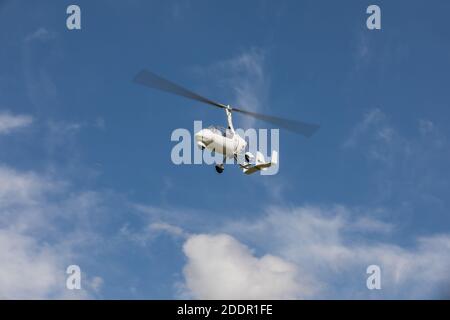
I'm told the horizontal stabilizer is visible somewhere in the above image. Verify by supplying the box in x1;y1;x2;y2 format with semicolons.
243;150;278;175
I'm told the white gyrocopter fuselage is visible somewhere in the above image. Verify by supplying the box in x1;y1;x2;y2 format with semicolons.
194;107;277;174
195;108;246;158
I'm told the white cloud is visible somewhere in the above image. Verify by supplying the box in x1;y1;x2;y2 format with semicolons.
0;164;103;299
181;233;316;299
0;111;33;134
0;228;92;299
0;229;62;299
236;207;450;297
169;204;450;299
0;165;45;203
0;165;59;232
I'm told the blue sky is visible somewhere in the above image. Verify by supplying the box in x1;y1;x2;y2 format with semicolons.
1;0;450;299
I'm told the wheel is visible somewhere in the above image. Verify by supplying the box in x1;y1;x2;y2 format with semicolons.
215;165;224;174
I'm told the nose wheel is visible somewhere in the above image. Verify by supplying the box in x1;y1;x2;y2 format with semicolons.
215;164;224;174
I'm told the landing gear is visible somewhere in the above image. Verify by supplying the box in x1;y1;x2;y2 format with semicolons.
215;164;224;174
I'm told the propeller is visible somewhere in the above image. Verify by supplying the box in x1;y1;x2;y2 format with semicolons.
133;69;319;137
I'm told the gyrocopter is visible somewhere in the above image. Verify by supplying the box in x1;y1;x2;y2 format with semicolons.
133;70;319;174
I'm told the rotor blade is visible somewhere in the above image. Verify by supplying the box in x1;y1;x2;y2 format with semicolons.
230;107;320;137
133;69;226;109
133;69;319;137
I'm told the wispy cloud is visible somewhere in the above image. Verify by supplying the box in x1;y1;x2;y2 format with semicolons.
353;32;373;72
120;221;187;246
24;27;56;43
22;27;59;110
150;222;186;238
0;111;33;134
196;48;269;129
342;108;450;205
342;108;385;148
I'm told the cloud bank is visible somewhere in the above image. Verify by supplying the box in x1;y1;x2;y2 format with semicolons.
178;205;450;299
0;111;104;298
